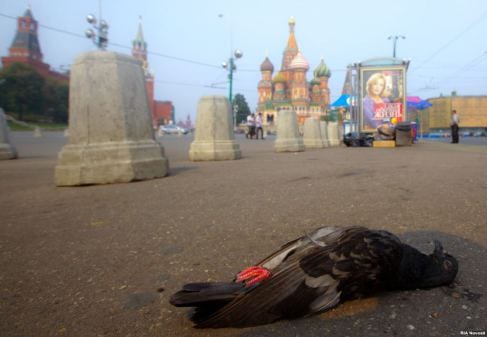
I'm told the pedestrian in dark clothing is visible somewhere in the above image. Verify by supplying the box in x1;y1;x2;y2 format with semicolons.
451;110;460;143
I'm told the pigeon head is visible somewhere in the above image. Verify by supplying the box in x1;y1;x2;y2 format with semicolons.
419;240;458;288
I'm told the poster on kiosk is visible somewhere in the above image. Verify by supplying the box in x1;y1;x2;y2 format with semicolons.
359;60;408;133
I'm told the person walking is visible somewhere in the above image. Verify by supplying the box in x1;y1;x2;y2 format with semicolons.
450;109;460;143
246;113;256;139
255;112;264;139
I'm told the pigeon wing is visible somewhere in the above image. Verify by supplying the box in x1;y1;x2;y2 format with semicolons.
195;243;341;328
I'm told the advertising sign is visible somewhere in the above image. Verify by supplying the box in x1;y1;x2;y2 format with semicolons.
360;66;406;132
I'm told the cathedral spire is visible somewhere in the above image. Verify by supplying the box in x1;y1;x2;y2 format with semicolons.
286;17;297;50
281;17;299;71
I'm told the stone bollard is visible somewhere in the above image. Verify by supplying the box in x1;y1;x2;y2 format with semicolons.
303;117;324;149
274;109;304;152
320;120;329;147
337;122;344;146
55;51;169;186
33;126;43;138
0;108;17;160
327;121;340;147
189;96;241;161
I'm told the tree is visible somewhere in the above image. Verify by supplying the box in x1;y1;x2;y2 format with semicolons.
0;63;45;121
0;63;68;123
43;78;69;123
232;93;251;124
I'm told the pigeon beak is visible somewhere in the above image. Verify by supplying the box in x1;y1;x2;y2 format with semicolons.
433;240;444;256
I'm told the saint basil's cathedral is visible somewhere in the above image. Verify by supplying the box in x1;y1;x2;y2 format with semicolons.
257;17;332;125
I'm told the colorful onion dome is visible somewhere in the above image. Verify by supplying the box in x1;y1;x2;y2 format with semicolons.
314;58;331;78
289;51;309;70
310;78;320;86
260;57;274;72
272;71;287;83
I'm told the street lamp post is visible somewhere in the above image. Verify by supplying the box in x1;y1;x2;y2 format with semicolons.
85;14;109;50
222;49;243;128
222;49;243;103
388;35;405;58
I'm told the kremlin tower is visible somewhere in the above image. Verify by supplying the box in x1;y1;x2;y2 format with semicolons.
131;18;174;127
1;7;68;82
131;17;155;120
257;18;331;125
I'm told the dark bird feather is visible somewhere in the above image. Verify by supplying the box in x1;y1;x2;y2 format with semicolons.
169;226;459;328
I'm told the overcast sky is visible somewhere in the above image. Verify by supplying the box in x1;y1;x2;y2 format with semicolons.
1;0;487;122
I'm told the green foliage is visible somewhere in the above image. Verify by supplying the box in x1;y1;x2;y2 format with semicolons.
7;120;34;131
7;119;67;131
43;78;69;123
0;62;68;123
233;93;251;124
0;63;44;121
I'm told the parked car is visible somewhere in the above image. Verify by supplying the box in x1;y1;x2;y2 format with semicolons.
160;124;188;135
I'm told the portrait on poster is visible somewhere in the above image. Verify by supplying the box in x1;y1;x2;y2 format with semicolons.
360;67;406;132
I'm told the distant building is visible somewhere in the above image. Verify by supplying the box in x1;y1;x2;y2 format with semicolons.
1;7;68;83
131;19;175;127
154;101;175;125
257;17;331;125
410;95;487;134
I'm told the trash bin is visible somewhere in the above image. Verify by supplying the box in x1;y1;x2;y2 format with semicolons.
395;122;412;146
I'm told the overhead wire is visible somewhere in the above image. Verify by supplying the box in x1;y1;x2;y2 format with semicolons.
408;9;487;95
412;10;487;72
0;11;222;70
1;11;353;91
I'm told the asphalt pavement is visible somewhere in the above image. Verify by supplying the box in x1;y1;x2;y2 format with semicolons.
0;131;486;337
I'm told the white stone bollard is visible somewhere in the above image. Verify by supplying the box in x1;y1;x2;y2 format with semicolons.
320;120;329;147
0;108;17;160
303;117;324;149
33;126;43;138
274;109;304;152
337;122;344;146
55;51;169;186
189;96;241;161
327;121;340;147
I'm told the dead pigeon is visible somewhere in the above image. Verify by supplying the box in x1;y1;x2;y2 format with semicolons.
169;226;458;328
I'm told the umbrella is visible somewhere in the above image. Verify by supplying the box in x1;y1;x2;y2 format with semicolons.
407;96;422;103
406;97;432;140
407;96;432;110
415;100;432;110
331;94;351;108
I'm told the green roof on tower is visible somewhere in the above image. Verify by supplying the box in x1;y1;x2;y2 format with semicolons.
313;58;331;78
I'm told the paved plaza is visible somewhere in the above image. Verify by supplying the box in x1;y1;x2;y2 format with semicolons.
1;132;486;337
